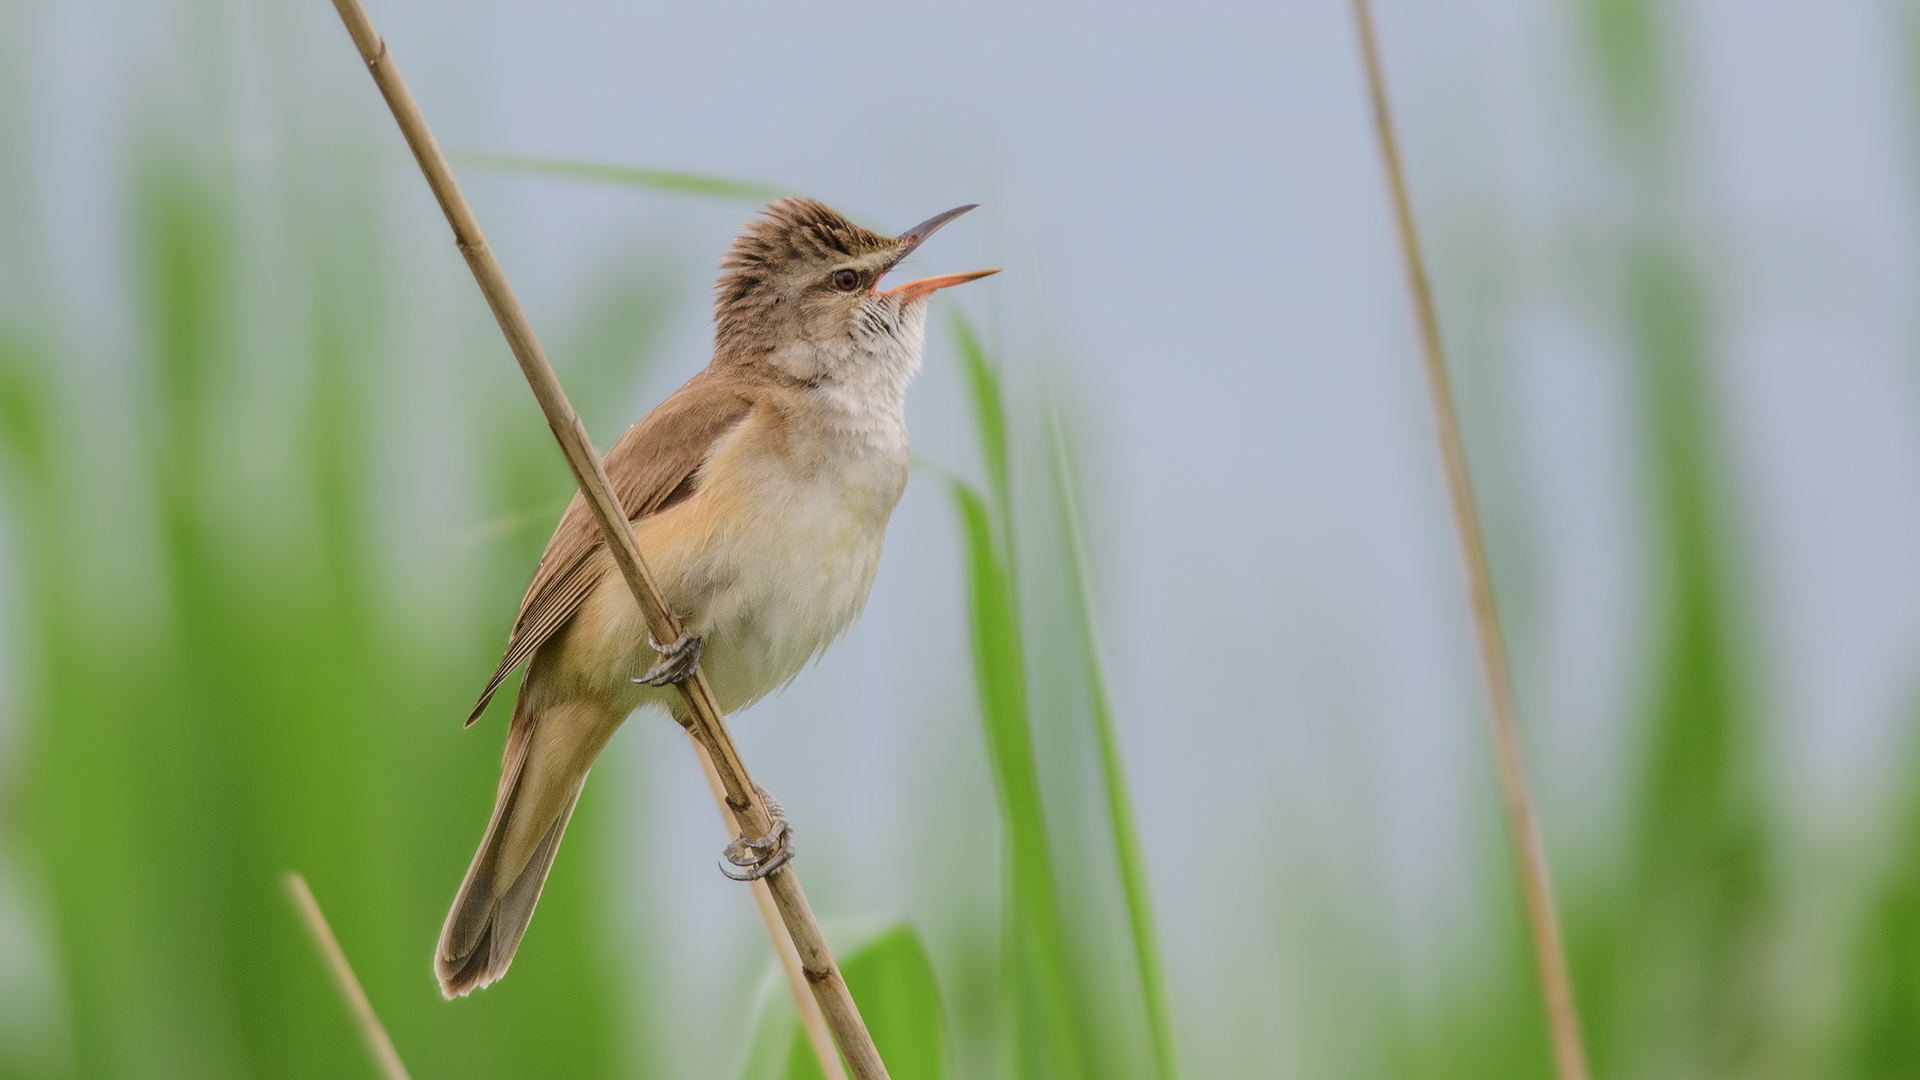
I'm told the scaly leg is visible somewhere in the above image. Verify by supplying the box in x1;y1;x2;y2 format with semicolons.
633;633;703;687
721;784;794;881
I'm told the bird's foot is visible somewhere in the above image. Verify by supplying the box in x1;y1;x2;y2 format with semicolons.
721;785;794;881
633;633;703;686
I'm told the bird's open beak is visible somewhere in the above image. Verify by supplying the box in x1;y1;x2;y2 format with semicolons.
893;204;977;261
881;203;999;304
881;267;1000;306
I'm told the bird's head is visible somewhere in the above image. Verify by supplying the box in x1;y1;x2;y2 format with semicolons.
714;197;997;383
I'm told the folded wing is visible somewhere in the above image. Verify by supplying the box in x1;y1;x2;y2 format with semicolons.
465;373;758;725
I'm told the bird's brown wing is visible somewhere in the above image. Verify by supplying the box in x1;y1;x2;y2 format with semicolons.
465;373;757;725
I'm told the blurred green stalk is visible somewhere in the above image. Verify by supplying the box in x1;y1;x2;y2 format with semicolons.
948;481;1087;1080
1832;3;1920;1075
1573;3;1775;1076
1046;395;1180;1080
948;319;1089;1080
451;150;791;203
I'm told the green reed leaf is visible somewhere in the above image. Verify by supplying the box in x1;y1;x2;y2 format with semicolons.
1046;397;1179;1080
950;477;1085;1080
451;150;790;203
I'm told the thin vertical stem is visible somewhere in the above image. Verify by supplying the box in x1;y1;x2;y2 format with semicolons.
324;2;888;1076
1346;4;1592;1079
284;873;412;1080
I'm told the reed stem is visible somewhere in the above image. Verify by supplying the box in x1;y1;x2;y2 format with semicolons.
284;873;412;1080
1347;3;1591;1078
697;748;849;1080
324;2;888;1075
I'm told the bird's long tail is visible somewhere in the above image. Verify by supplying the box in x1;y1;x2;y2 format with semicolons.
435;696;612;998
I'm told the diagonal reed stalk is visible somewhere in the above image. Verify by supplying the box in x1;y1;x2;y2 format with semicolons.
324;3;890;1077
284;872;412;1080
696;749;849;1080
1346;3;1592;1079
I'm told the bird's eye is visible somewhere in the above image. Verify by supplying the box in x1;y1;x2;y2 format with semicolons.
830;269;860;292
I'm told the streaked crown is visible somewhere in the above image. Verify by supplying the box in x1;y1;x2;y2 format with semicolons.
710;197;993;371
716;199;889;316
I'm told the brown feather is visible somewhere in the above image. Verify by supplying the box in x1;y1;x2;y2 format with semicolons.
466;371;757;725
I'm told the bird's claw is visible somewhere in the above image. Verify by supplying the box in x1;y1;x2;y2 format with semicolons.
633;633;702;686
721;785;794;881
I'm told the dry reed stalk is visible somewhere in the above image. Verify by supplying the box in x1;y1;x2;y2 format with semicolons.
284;873;412;1080
1346;3;1592;1079
697;747;849;1080
324;2;889;1076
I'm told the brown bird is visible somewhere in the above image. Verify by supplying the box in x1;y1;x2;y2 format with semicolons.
435;198;997;998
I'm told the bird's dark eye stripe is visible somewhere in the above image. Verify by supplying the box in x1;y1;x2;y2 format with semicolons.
830;268;860;292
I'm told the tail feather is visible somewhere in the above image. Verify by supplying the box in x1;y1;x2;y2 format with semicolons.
436;777;585;998
439;674;623;998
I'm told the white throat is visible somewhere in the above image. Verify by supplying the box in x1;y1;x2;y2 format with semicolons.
782;296;930;449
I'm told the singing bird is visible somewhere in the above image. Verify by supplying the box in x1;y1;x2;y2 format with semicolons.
436;198;997;998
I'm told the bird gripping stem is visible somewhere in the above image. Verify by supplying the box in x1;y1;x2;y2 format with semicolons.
325;2;886;1076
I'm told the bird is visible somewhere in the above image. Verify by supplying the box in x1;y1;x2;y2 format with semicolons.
434;197;997;999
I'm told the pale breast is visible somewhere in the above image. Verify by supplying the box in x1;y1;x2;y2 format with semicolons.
550;361;916;718
690;421;908;712
594;377;902;705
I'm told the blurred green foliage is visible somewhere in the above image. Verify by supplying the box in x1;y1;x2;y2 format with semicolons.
1385;3;1786;1078
947;319;1180;1080
948;481;1087;1080
0;140;633;1078
1833;7;1920;1077
1046;392;1178;1080
455;151;793;205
